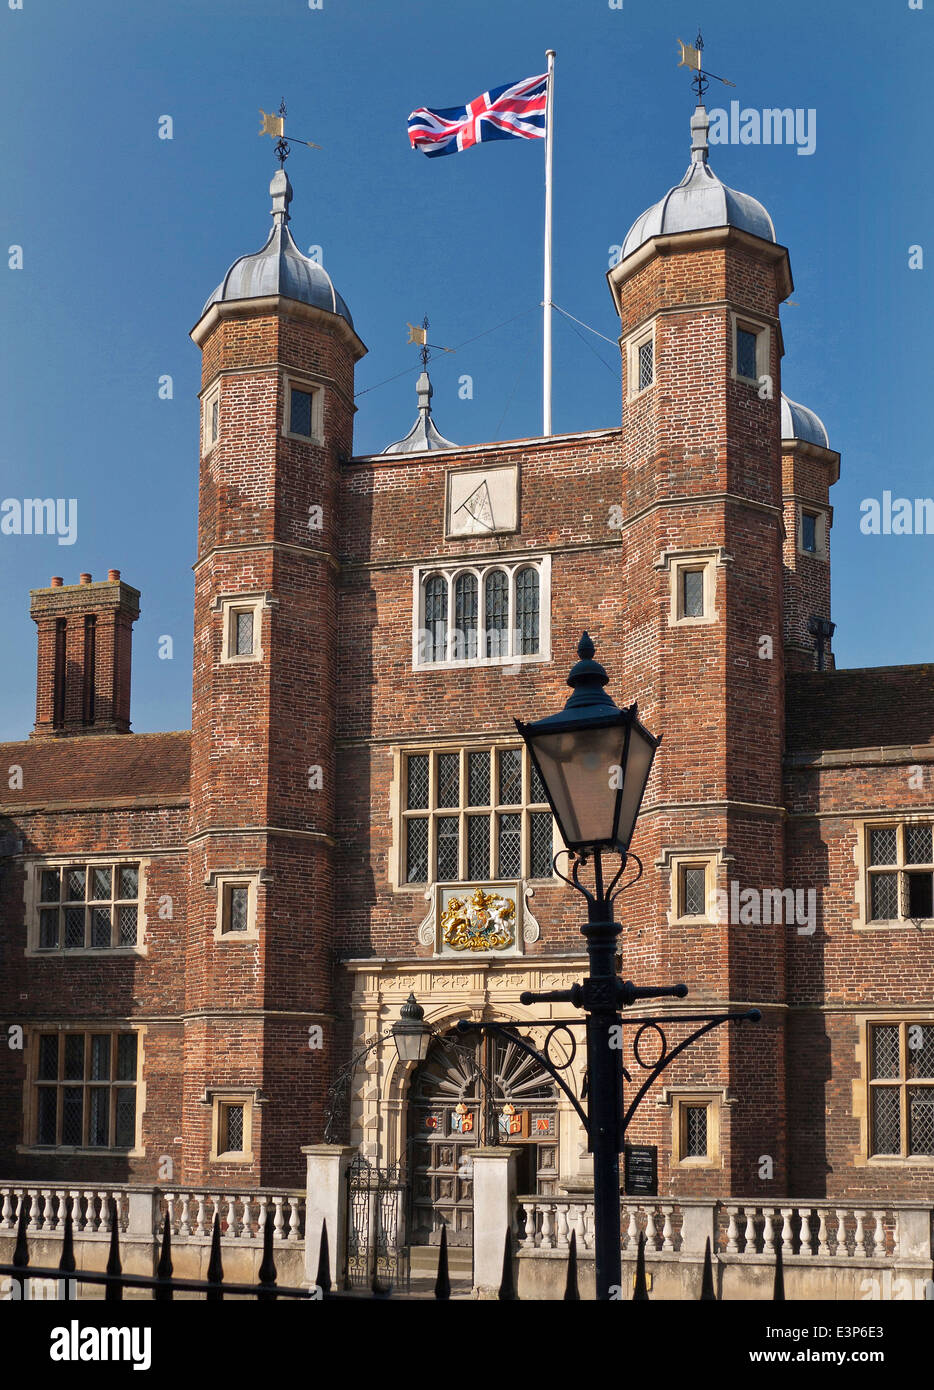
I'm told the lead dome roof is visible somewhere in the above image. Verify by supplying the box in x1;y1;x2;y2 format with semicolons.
621;105;776;261
202;169;353;327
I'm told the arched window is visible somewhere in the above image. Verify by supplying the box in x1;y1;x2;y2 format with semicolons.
484;570;509;658
424;575;448;663
515;567;540;655
453;573;478;661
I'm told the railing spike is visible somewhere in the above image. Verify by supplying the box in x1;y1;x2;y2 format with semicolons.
633;1230;650;1301
206;1212;224;1300
154;1212;173;1301
434;1222;451;1301
105;1197;123;1302
498;1228;517;1300
773;1232;786;1301
58;1196;76;1300
314;1218;332;1297
12;1194;29;1270
258;1210;278;1301
699;1235;717;1301
563;1228;580;1301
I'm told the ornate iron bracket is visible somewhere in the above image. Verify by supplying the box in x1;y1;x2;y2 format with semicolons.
459;1004;760;1144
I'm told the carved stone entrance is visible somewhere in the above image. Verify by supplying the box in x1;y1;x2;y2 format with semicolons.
407;1027;559;1246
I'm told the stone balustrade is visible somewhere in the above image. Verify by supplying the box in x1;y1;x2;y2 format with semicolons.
0;1185;130;1235
158;1190;304;1242
519;1196;683;1253
720;1203;896;1260
0;1184;303;1243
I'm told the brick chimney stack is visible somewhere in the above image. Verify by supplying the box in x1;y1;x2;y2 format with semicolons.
29;572;141;737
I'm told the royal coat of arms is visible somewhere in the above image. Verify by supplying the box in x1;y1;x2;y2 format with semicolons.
441;887;516;953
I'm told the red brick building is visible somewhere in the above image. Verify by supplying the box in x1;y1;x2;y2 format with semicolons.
2;106;932;1242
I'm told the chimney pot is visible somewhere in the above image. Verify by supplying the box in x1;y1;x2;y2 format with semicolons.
50;576;63;587
79;573;92;585
108;569;120;582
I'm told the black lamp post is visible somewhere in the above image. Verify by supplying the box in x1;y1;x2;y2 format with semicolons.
391;993;433;1065
516;633;663;1301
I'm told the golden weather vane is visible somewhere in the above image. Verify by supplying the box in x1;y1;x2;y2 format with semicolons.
677;30;735;101
406;315;453;368
258;100;322;165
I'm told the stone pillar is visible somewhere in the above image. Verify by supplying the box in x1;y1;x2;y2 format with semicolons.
471;1147;519;1299
679;1200;717;1256
303;1144;356;1290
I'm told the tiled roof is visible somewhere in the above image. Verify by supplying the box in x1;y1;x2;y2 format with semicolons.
786;666;934;755
0;731;191;809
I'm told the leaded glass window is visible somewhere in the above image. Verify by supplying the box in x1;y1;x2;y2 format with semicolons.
406;818;429;884
227;885;249;933
681;569;705;619
683;1105;708;1158
424;575;448;663
498;813;521;879
468;751;490;807
515;568;540;655
467;816;490;880
736;327;758;380
484;571;509;658
400;747;555;886
34;862;142;951
235;610;254;656
453;574;478;661
407;754;430;810
681;866;707;918
869;1022;934;1157
436;816;459;881
289;387;314;438
437;753;459;809
867;823;934;922
224;1104;245;1153
530;812;554;879
638;338;653;391
34;1032;137;1149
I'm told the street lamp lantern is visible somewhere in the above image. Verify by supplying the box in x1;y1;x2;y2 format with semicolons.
391;992;432;1064
515;633;660;855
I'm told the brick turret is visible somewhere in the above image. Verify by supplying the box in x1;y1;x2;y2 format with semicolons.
183;168;366;1185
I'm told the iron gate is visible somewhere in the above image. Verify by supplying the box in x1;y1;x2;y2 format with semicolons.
345;1154;409;1291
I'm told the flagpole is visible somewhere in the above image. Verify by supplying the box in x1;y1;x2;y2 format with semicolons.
543;49;555;437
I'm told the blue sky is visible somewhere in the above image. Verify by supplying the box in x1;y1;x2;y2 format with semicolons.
0;0;931;740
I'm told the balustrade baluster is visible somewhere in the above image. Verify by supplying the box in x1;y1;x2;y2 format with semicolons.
762;1209;776;1255
780;1208;794;1254
834;1209;848;1258
725;1206;740;1254
273;1194;285;1241
872;1210;886;1258
800;1210;814;1256
520;1201;537;1249
179;1194;191;1237
0;1190;12;1230
661;1205;675;1253
744;1207;757;1254
540;1205;554;1250
288;1197;301;1243
853;1210;867;1257
194;1194;207;1238
817;1209;829;1257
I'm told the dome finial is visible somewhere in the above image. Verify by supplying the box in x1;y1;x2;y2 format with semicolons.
690;104;710;164
270;167;293;226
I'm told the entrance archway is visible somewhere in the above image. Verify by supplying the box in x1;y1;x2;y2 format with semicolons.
407;1026;559;1246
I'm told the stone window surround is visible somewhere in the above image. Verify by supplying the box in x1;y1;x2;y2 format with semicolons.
852;1012;934;1167
204;1086;262;1164
281;373;324;445
656;847;733;928
795;499;830;561
658;1086;729;1170
205;868;267;942
24;855;149;958
730;310;771;386
215;592;273;665
202;380;221;456
411;555;551;672
655;547;730;628
852;816;934;931
623;317;656;402
389;740;557;894
18;1023;146;1158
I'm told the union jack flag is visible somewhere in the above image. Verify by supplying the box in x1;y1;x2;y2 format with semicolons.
407;73;547;158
